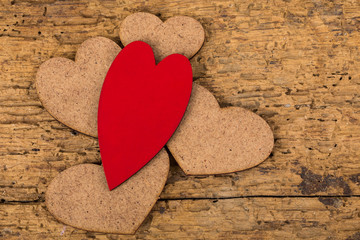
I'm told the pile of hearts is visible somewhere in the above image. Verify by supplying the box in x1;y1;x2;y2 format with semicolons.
36;12;274;234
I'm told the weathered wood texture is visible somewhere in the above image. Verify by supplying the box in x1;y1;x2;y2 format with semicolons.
2;198;360;239
0;0;359;239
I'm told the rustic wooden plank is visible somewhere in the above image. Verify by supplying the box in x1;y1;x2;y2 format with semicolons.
1;0;360;202
1;197;360;239
1;0;360;237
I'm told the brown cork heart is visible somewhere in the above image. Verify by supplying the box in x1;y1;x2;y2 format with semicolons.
46;149;169;234
119;12;205;62
167;83;274;175
36;37;121;137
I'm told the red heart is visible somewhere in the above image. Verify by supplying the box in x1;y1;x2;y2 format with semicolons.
98;41;192;190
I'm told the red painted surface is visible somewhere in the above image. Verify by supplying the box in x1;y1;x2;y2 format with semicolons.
98;41;193;190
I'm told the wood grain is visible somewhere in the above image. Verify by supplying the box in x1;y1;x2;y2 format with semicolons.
1;197;360;239
0;0;360;238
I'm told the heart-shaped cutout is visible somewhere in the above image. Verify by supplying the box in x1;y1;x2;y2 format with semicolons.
98;41;192;190
36;37;121;137
167;83;274;175
46;149;169;234
120;12;205;62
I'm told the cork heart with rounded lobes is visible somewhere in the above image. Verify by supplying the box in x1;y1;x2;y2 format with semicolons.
36;37;121;137
167;83;274;175
120;12;205;62
45;149;169;234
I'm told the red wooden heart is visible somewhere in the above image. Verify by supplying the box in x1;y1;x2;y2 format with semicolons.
98;41;192;190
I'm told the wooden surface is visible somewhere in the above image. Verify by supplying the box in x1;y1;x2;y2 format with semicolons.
0;0;360;239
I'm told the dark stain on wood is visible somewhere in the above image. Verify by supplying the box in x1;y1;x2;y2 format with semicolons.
318;197;343;208
350;174;360;185
298;167;352;195
346;232;360;240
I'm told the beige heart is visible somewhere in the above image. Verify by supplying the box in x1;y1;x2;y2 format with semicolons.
119;12;205;62
46;149;169;234
167;83;274;175
36;37;121;137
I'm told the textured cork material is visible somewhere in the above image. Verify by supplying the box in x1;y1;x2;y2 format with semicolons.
45;149;169;234
119;12;205;62
36;37;121;137
167;83;274;175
